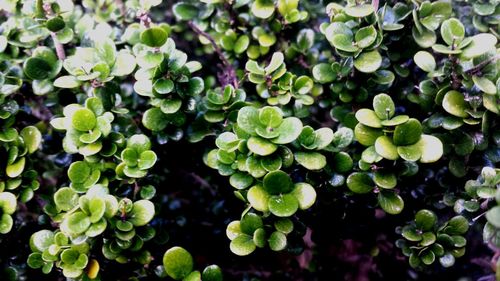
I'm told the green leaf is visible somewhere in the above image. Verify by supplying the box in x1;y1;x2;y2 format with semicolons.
72;108;96;131
240;213;263;235
46;16;66;32
461;33;497;59
251;0;275;19
354;124;383;146
272;117;303;144
202;265;223;281
331;34;358;52
446;216;469;235
234;35;250;54
373;171;397;189
68;161;91;184
230;234;256;256
6;157;25;178
0;192;17;215
142;108;168;131
355;109;382;128
312;63;336;83
247;185;270;212
417;135;443;163
247;136;278;156
344;4;374;17
421;250;435;265
138;151;157;170
415;209;437;231
54;75;81;88
263;171;293;195
440;18;464;46
378;191;404;215
346;172;373;194
129;200;155;226
163;246;194;280
23;57;52;80
66;211;91;234
291;183;316;210
374;136;399;160
414;51;436;72
54;187;78;212
172;3;198;20
269;194;299;217
294;151;327;170
140;27;168;48
373;94;395;120
393;118;422;146
265;52;284;74
486;206;500;228
237;106;259;134
268;231;287;251
355;25;377;48
472;76;496;95
29;230;54;252
354;50;382;73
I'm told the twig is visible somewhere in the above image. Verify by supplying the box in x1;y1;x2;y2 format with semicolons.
43;3;65;60
466;55;499;76
137;10;151;28
187;21;239;88
372;0;379;11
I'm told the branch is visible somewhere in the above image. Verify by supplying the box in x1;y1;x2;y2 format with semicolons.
43;3;65;60
187;21;239;88
466;55;499;76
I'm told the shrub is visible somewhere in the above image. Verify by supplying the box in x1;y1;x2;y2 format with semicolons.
0;0;499;280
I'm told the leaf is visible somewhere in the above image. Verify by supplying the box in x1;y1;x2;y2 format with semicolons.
472;76;496;95
251;0;275;19
375;136;399;160
355;25;377;48
0;192;17;215
373;94;395;120
247;185;270;212
268;194;299;217
355;109;382;128
393;118;422;146
446;215;469;235
331;34;358;52
54;75;81;88
461;33;497;59
172;3;198;20
312;63;336;83
230;234;256;256
247;136;278;156
140;27;168;48
6;157;26;178
268;231;287;251
378;191;404;215
163;246;194;280
54;187;79;212
291;183;316;210
442;90;468;118
486;206;500;228
354;124;383;146
142;108;168;131
72;108;97;131
272;117;303;144
414;51;436;72
66;211;91;234
237;106;259;135
373;171;397;189
265;52;284;74
346;172;373;194
263;170;293;195
354;50;382;73
23;57;52;80
29;230;54;252
128;200;155;226
415;209;437;231
202;265;223;281
417;135;443;163
294;151;327;170
344;4;374;17
440;18;465;46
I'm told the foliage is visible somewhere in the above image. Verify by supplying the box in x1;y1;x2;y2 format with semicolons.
0;0;498;280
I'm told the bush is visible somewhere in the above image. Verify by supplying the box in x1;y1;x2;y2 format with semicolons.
0;0;499;280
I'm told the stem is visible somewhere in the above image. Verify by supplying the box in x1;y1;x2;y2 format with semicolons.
466;55;499;76
372;0;379;11
43;2;65;60
187;21;239;88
